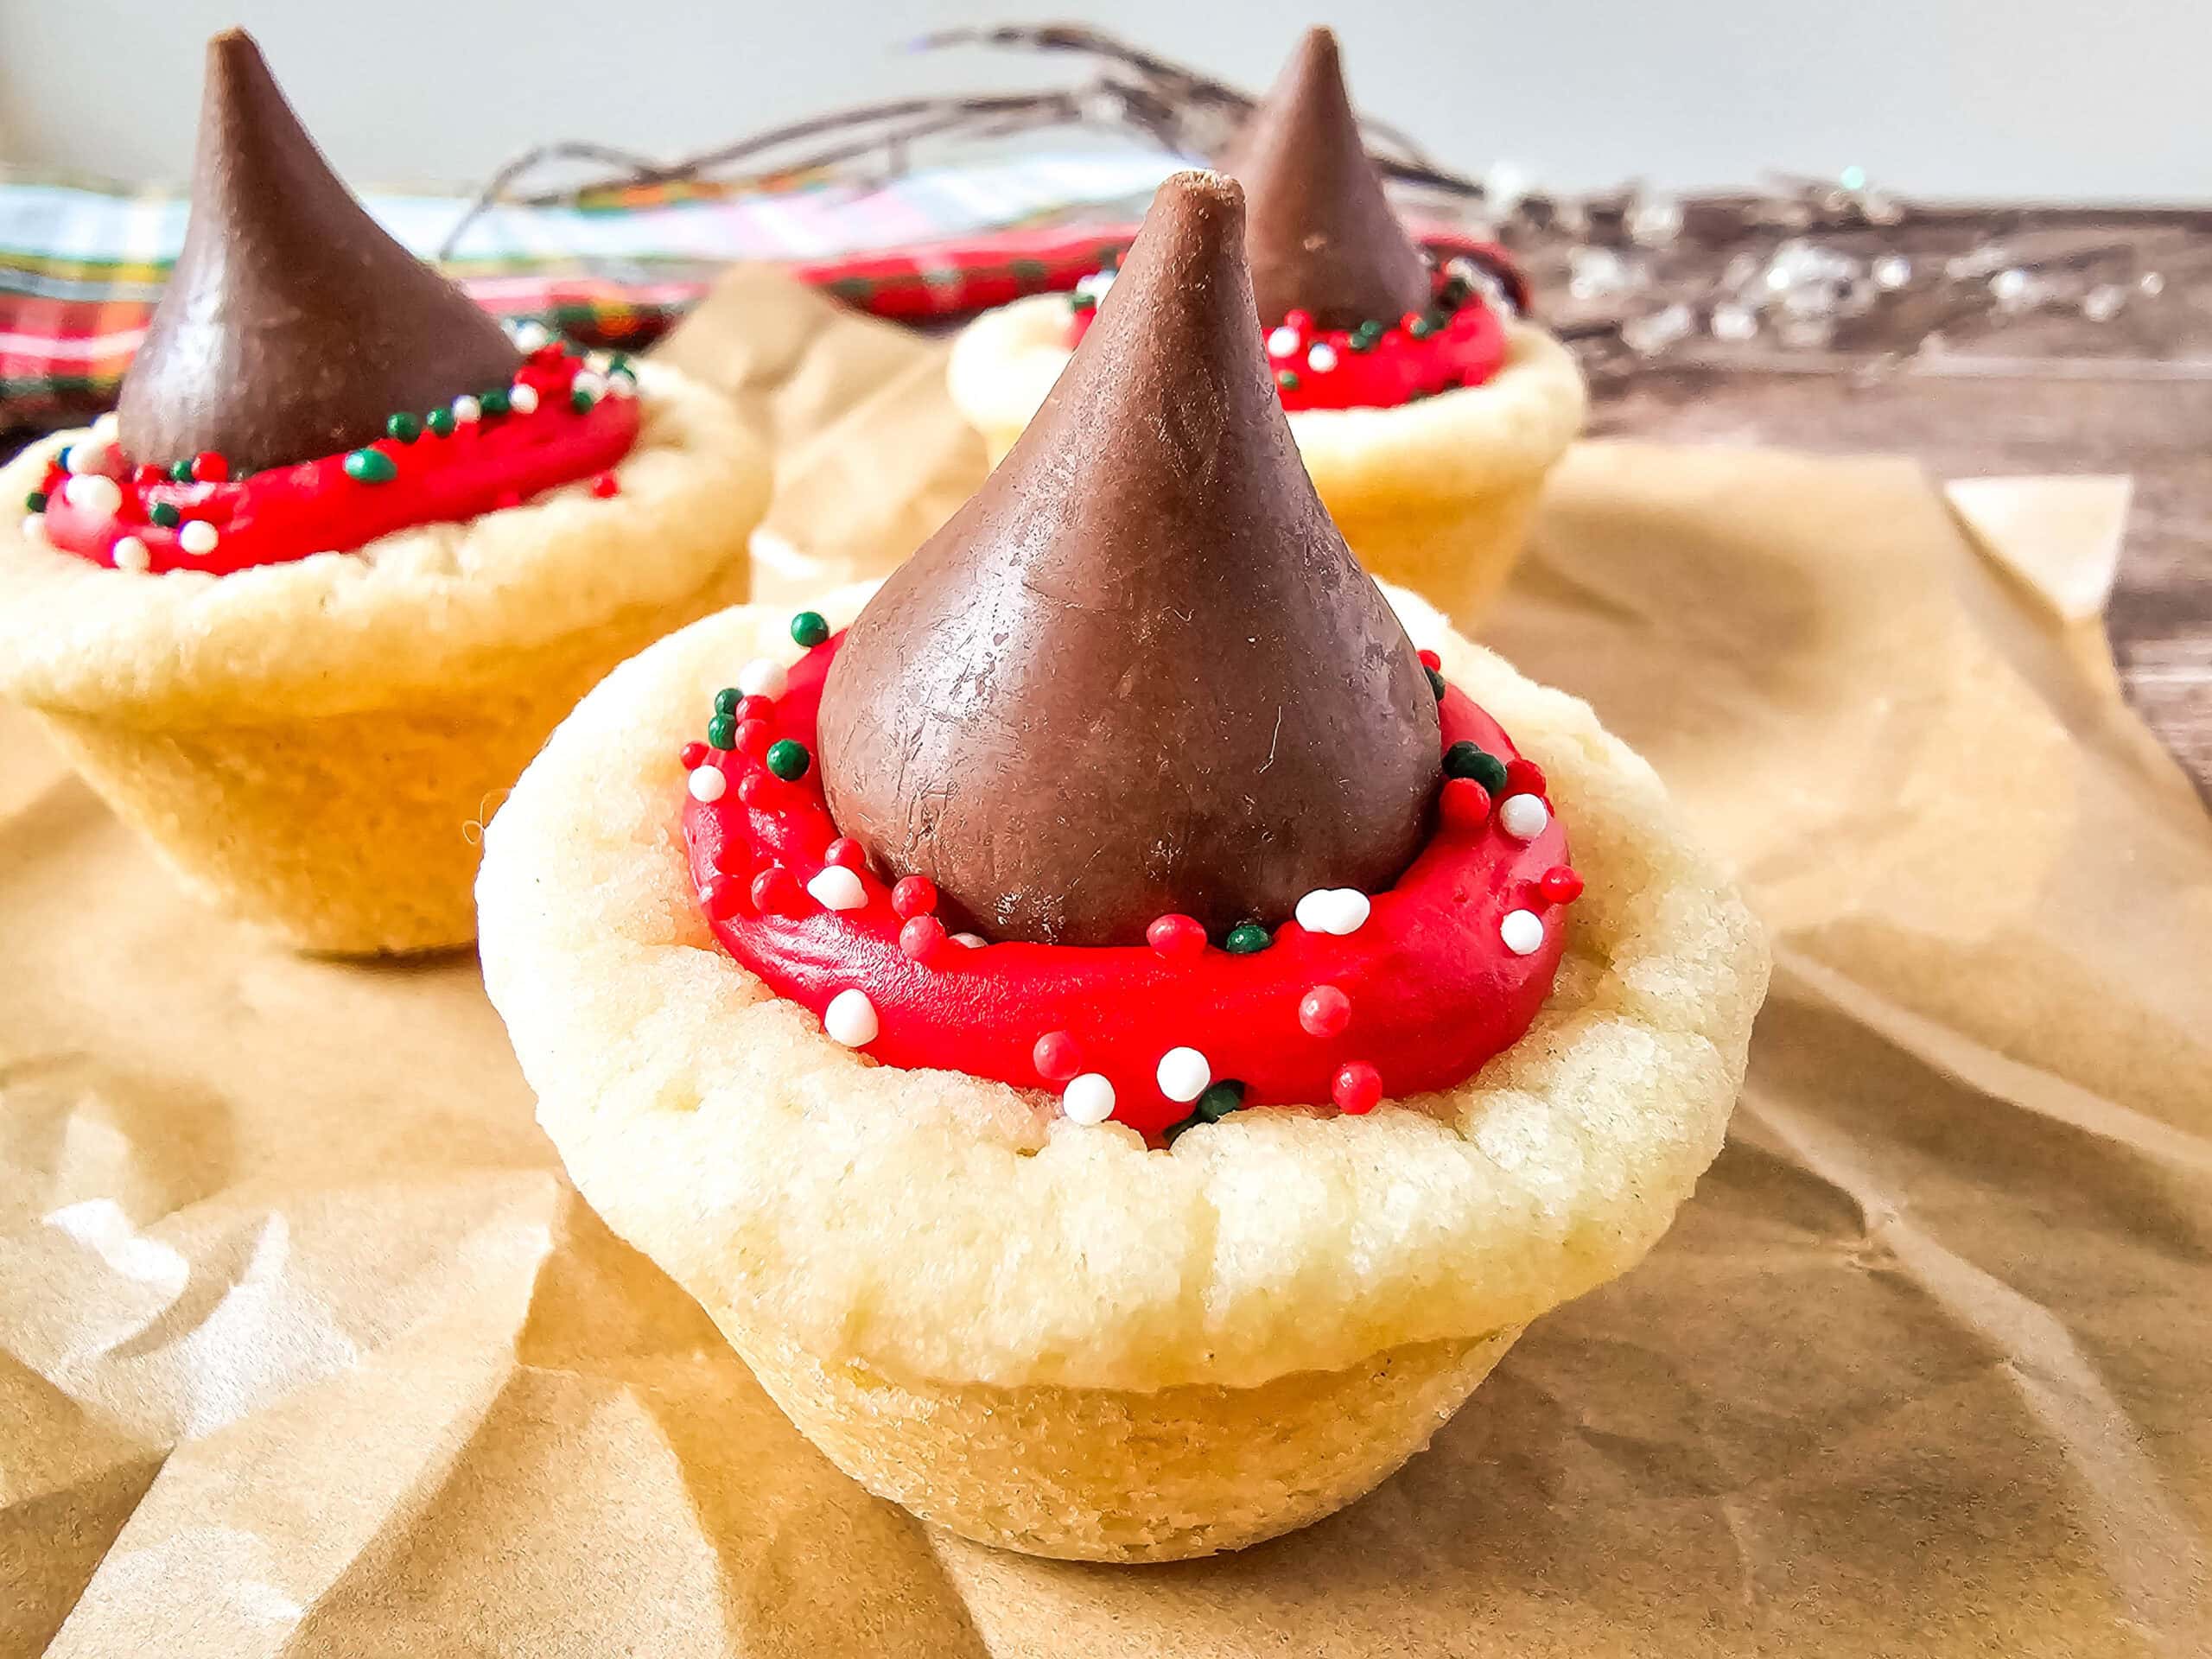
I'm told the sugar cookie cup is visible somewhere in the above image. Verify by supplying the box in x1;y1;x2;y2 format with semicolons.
476;577;1767;1561
950;299;1587;626
0;363;767;956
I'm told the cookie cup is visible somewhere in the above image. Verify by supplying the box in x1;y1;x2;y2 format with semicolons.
950;297;1586;625
475;580;1767;1562
0;363;767;955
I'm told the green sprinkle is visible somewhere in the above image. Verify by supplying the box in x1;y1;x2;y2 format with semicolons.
707;715;738;751
1425;665;1446;701
479;388;511;417
789;610;830;648
385;411;423;444
1445;741;1509;793
1409;317;1438;340
1275;369;1302;391
1224;921;1272;956
1195;1080;1247;1122
343;448;397;484
607;353;632;375
426;406;456;437
570;386;596;415
1071;293;1097;313
25;490;48;513
1349;331;1379;353
713;687;741;717
1012;257;1047;281
148;502;182;529
168;458;195;482
765;739;811;782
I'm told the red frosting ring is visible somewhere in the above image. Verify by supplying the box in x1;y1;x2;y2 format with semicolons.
683;634;1574;1137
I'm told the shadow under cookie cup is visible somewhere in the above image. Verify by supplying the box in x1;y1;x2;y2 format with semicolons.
949;296;1587;628
474;579;1769;1560
0;363;768;955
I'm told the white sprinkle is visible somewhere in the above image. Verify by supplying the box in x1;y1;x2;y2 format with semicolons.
20;514;47;545
92;411;120;443
451;395;483;424
950;931;988;950
1267;325;1302;359
507;382;541;416
1294;887;1370;936
177;518;219;556
1498;793;1550;841
1063;1073;1116;1125
110;535;151;572
736;658;789;699
807;866;867;912
687;764;728;803
64;473;123;516
606;371;637;399
823;988;878;1047
1501;909;1545;956
1156;1046;1211;1104
571;369;607;402
509;319;554;352
1306;341;1340;373
1074;270;1116;302
66;440;111;476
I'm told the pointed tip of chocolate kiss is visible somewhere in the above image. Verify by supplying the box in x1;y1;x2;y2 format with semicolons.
815;167;1440;948
117;29;519;474
1222;27;1432;331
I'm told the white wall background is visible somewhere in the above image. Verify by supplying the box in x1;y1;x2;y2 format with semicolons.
3;0;2207;202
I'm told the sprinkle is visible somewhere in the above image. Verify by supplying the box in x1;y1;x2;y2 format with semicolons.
1503;759;1548;798
1275;369;1302;391
687;764;728;803
734;694;776;723
510;319;554;353
1294;888;1370;936
899;914;948;962
824;837;868;872
508;383;541;416
750;866;803;915
1298;985;1351;1038
1500;910;1546;956
573;370;607;403
177;519;219;556
1332;1061;1382;1116
790;609;830;648
1267;324;1302;358
66;441;112;476
706;714;739;751
1444;741;1509;794
111;535;151;572
479;389;511;417
1146;913;1207;961
343;448;397;485
1224;921;1272;955
823;988;878;1048
1440;778;1493;830
891;874;938;918
606;370;638;399
168;458;197;483
736;771;772;806
807;866;866;911
385;412;422;444
950;931;989;949
64;473;122;516
92;412;119;442
1306;341;1340;373
680;741;708;769
1425;665;1446;700
1539;866;1586;905
1156;1046;1211;1103
452;395;484;424
1062;1073;1116;1126
713;838;756;877
1498;794;1550;841
700;874;747;920
1194;1080;1246;1122
765;739;811;782
737;658;789;699
19;515;46;544
1417;648;1442;670
148;502;182;529
25;491;48;513
570;386;597;415
427;407;457;437
1033;1030;1083;1082
713;687;741;717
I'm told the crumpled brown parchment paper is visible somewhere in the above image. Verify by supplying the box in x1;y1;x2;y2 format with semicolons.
3;267;2207;1658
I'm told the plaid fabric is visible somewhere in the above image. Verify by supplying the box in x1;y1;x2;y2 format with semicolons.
1;152;1520;433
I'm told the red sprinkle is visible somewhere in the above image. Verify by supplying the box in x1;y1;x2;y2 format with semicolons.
132;463;166;486
1146;913;1209;961
734;719;772;757
899;914;948;963
680;741;708;769
589;471;620;499
1299;985;1352;1039
1417;648;1442;671
825;837;869;873
891;874;939;918
190;451;230;483
1538;865;1585;906
700;874;747;920
736;771;772;806
1284;308;1313;331
750;866;803;916
1332;1061;1383;1116
734;695;777;723
712;838;755;877
1503;759;1548;800
1033;1029;1084;1083
1440;778;1493;830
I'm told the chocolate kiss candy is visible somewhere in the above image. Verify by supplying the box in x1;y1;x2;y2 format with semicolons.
1220;26;1433;331
817;171;1440;947
118;29;520;474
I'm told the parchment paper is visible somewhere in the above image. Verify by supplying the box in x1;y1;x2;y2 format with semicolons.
3;269;2208;1658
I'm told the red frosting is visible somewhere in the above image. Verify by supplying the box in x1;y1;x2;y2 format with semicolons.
683;633;1576;1137
30;346;638;574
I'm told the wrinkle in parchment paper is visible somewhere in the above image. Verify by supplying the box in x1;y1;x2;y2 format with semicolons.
3;269;2208;1658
